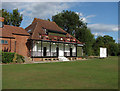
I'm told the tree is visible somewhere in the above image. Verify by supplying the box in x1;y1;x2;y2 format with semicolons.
108;42;118;56
52;10;86;35
2;9;23;27
1;9;11;25
75;28;95;56
47;18;50;21
118;43;120;56
11;9;23;27
92;36;104;56
52;10;94;56
93;35;118;56
103;35;115;48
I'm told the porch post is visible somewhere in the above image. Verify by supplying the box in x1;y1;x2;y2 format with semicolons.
41;40;42;56
76;44;77;57
32;40;34;56
37;41;38;56
63;43;65;56
31;40;33;56
50;41;51;57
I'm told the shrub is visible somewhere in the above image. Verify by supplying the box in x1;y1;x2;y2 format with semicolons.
16;54;25;63
2;52;15;63
2;52;25;63
13;53;17;63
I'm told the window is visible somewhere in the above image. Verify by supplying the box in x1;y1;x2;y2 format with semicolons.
42;28;48;35
1;40;4;44
27;29;32;33
49;32;65;37
14;41;16;52
5;40;8;44
0;40;8;44
67;38;70;41
44;29;47;34
0;22;2;28
60;38;63;40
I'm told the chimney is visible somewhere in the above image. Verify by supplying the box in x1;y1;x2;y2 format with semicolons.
0;17;4;28
32;18;38;24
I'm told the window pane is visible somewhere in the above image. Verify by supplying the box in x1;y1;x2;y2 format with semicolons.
1;40;4;44
0;22;2;28
5;40;8;44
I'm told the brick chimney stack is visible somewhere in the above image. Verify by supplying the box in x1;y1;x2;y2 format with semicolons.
0;17;4;28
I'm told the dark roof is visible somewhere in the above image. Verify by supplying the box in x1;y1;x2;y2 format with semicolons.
0;25;30;38
25;18;83;44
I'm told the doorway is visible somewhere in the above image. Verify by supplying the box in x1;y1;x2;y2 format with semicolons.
70;48;72;56
43;47;47;56
56;47;59;57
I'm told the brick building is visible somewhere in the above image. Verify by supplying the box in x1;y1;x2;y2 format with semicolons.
0;17;84;61
0;17;30;57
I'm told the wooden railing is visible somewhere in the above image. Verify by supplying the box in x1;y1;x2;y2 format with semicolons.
30;51;76;57
30;51;57;57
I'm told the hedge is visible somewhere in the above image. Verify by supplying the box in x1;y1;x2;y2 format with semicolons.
2;52;25;63
2;52;15;63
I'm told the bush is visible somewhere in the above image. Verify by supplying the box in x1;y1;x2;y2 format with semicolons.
16;54;25;63
2;52;15;63
2;52;25;63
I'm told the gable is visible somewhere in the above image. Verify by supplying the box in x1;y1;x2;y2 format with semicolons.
25;18;83;44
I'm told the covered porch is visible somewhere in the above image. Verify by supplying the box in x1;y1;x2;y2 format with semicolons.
30;40;78;58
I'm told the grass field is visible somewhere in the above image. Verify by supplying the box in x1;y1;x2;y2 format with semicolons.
2;56;118;89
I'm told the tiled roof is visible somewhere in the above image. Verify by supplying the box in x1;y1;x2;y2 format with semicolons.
26;18;83;44
0;25;30;38
32;18;66;33
0;28;14;38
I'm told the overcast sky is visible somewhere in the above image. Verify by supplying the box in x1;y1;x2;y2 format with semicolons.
2;2;119;43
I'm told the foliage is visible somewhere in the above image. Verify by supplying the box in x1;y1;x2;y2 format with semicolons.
108;42;118;56
52;10;94;56
118;43;120;56
1;9;23;27
13;53;17;63
92;36;104;56
16;54;25;63
2;52;15;63
93;35;118;56
52;10;86;35
2;52;25;63
76;28;95;56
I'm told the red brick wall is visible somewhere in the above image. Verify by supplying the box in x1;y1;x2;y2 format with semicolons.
13;35;29;56
0;35;29;57
0;38;15;52
32;58;43;61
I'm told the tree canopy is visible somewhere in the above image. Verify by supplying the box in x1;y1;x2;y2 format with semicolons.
52;10;94;56
1;9;23;27
52;10;86;35
75;27;95;56
92;35;118;56
52;10;119;56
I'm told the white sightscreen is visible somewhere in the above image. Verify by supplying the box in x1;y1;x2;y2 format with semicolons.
100;47;107;58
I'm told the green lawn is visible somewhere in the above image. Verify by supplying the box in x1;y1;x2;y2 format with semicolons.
2;56;118;89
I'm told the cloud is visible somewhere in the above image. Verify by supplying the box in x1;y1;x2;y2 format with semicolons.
2;2;70;28
92;32;105;36
88;24;118;32
75;12;96;23
2;2;69;19
75;12;83;16
2;0;81;2
82;15;96;23
2;0;119;2
86;15;96;18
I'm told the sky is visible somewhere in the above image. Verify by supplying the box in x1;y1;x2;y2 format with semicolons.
2;2;119;43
